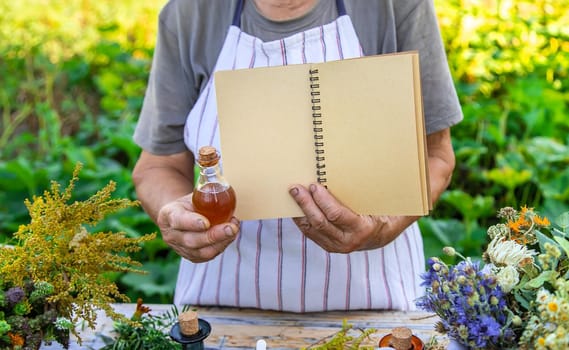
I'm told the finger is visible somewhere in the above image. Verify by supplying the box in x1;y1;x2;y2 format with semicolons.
308;183;359;227
291;216;327;245
289;185;337;231
291;216;312;233
158;201;209;231
187;233;238;262
289;184;332;225
171;222;240;263
292;213;350;251
291;183;356;234
289;184;320;215
290;183;351;232
188;223;239;248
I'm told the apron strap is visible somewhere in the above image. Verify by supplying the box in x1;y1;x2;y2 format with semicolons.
232;0;245;27
336;0;347;16
232;0;347;28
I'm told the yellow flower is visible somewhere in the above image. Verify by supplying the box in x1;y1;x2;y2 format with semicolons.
548;301;559;313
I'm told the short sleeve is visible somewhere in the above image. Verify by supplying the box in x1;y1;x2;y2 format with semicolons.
394;0;463;134
133;1;196;155
134;0;235;155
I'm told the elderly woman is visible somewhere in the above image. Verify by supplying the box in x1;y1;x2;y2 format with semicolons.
132;0;462;312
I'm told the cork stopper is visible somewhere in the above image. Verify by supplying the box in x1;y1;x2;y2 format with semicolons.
197;146;220;167
390;327;413;350
178;310;200;336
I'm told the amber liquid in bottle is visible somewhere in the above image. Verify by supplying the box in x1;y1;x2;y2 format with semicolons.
192;183;236;226
192;146;236;226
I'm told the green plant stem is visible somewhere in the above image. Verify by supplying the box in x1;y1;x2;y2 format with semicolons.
0;103;33;149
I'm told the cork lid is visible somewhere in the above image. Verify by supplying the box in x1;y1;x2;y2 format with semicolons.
197;146;220;167
178;310;199;336
390;327;413;350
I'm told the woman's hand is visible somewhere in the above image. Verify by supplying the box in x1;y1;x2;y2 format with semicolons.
289;128;456;253
289;183;415;252
156;193;240;263
132;150;240;263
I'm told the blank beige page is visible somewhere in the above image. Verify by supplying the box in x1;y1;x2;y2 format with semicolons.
315;53;429;215
215;64;315;220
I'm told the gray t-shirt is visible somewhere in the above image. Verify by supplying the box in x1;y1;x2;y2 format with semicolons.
134;0;463;155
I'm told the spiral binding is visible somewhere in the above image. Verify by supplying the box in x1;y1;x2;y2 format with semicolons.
309;68;327;185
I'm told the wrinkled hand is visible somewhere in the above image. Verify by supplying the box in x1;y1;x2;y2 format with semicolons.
156;193;240;263
289;183;401;253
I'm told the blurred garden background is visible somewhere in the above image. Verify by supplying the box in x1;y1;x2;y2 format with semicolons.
0;0;568;304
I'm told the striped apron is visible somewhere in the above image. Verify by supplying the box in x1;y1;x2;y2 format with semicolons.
179;0;425;312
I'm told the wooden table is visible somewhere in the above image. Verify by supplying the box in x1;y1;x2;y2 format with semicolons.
59;304;442;349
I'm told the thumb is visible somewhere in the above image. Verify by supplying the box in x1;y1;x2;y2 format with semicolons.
158;200;209;231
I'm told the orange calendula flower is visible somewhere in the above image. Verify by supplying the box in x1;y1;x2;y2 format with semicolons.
507;217;532;245
516;235;529;245
533;215;550;227
520;206;531;215
520;206;534;223
132;298;152;321
508;219;522;234
8;332;25;346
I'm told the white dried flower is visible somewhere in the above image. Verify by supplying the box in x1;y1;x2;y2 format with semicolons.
487;223;509;240
495;265;520;293
485;236;537;268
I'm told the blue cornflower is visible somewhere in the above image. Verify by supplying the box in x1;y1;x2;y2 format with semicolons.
416;258;516;349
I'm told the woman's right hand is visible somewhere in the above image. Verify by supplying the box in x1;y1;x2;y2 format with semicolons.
156;193;240;263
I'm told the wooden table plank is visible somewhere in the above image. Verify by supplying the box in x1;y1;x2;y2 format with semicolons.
119;305;438;348
44;304;440;349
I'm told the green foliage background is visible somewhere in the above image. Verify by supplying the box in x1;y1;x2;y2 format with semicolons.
1;0;568;303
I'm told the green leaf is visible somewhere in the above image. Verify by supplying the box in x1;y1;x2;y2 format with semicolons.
513;290;532;310
484;166;532;190
120;262;178;297
536;230;559;252
555;212;569;231
418;218;461;246
1;158;35;193
524;270;559;289
440;190;494;221
553;236;569;257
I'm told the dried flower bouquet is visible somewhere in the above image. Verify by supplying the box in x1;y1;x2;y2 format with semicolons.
417;206;569;350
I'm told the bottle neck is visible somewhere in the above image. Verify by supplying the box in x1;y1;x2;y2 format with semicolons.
201;165;221;182
196;164;230;189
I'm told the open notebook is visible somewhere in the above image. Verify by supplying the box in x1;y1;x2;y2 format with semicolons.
214;51;430;220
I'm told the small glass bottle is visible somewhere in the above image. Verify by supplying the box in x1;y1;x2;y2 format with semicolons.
192;146;236;226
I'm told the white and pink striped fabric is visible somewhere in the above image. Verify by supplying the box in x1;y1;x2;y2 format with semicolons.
179;6;425;312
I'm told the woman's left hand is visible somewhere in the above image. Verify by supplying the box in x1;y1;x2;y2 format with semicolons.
289;128;457;253
289;183;417;253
